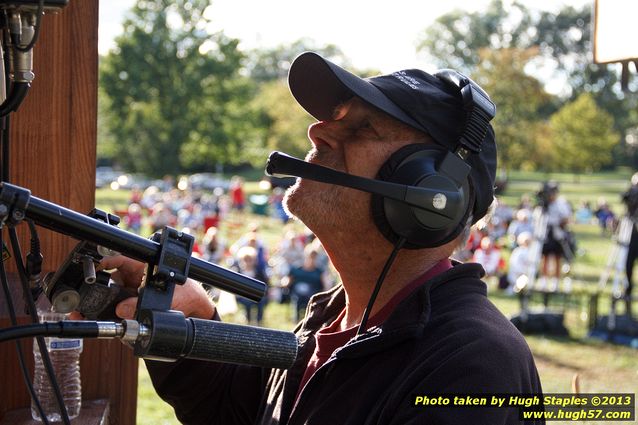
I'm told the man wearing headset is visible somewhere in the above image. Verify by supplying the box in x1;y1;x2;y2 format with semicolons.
102;52;543;424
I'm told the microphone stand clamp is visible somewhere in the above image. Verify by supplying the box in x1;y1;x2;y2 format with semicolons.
133;226;195;361
0;182;30;227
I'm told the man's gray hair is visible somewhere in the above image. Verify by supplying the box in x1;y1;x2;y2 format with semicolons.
454;214;474;254
453;197;496;255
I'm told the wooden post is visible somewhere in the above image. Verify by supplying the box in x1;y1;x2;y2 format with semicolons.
0;2;138;424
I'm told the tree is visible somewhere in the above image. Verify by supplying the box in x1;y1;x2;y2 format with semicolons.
418;1;531;73
250;80;314;159
472;48;554;171
100;0;256;177
245;40;347;82
417;0;591;81
96;83;117;165
244;41;354;161
549;93;620;173
416;0;637;170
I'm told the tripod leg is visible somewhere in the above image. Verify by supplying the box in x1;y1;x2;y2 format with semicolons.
598;243;618;290
625;223;637;318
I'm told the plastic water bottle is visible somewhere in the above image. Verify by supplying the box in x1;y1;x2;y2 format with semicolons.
31;309;82;422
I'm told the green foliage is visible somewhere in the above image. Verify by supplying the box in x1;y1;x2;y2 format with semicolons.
179;73;267;168
96;85;118;162
245;39;347;82
418;0;534;73
250;80;313;159
100;0;257;177
417;0;591;78
473;48;553;171
244;41;374;160
549;93;620;173
99;0;637;177
417;0;638;171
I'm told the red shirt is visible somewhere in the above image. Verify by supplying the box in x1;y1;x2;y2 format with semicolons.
231;186;245;205
295;259;452;400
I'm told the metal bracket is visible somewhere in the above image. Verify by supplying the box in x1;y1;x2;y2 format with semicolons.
0;182;31;227
135;226;194;314
133;226;194;359
42;207;127;318
88;207;121;227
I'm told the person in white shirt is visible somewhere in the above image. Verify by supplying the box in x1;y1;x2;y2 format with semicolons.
472;236;503;277
507;232;533;294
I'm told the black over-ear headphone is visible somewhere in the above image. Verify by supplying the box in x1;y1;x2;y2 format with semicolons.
370;143;472;249
266;69;495;249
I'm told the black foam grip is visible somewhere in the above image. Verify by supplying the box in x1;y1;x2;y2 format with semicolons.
186;318;298;370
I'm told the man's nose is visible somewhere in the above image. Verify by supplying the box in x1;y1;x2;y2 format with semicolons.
307;121;345;150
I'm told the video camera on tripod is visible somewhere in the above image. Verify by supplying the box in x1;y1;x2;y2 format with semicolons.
511;181;574;336
536;181;559;210
591;174;638;344
621;180;638;221
601;173;638;298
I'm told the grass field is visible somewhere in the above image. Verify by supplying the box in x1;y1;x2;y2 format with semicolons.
96;168;637;425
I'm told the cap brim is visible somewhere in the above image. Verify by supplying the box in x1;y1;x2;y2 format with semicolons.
288;52;424;131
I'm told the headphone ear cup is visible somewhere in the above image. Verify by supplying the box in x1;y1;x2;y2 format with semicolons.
371;145;426;248
371;144;472;249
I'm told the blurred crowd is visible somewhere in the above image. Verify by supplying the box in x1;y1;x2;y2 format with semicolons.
113;177;631;324
453;180;628;295
115;176;336;325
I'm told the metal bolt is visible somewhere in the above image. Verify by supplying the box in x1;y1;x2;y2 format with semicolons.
169;271;175;278
12;210;24;220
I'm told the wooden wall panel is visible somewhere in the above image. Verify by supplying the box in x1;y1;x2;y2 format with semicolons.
0;2;138;424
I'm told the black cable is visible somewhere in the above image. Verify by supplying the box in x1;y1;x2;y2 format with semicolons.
356;236;407;335
0;1;39;117
0;82;30;117
1;115;8;181
0;230;50;425
1;36;10;124
0;320;101;344
27;220;40;254
26;219;43;301
14;0;45;53
8;227;71;425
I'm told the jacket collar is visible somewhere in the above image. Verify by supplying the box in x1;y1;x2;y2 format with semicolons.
303;262;486;358
277;262;486;423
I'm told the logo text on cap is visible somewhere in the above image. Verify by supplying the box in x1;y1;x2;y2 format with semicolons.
391;71;421;90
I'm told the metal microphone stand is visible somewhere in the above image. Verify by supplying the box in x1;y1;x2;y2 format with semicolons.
0;182;298;368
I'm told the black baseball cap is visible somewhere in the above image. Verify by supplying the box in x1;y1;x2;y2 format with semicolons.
287;51;497;223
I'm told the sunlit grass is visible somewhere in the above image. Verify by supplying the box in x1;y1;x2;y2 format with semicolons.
137;362;180;425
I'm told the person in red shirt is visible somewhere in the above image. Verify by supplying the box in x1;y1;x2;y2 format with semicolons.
229;175;246;212
472;236;505;277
